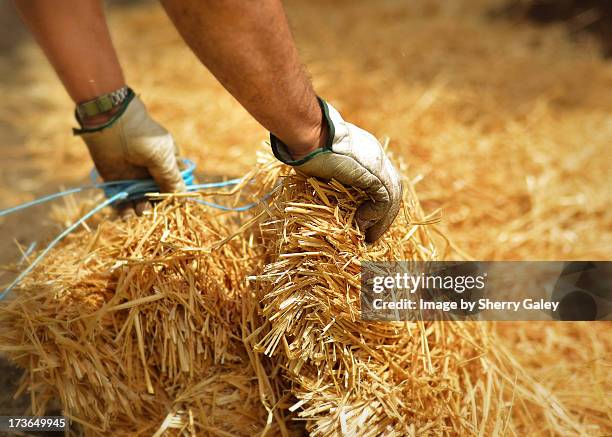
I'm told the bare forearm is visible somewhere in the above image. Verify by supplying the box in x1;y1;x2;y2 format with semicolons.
161;0;326;156
13;0;124;104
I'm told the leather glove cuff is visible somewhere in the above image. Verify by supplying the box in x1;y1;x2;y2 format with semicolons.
270;97;334;166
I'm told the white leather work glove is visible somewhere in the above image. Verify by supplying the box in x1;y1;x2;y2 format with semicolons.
74;91;184;215
271;98;403;243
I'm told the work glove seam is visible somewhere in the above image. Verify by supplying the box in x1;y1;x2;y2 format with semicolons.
319;111;392;204
333;121;392;204
118;116;132;164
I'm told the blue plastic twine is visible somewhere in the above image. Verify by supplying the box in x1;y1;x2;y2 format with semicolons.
0;158;268;299
89;158;197;200
0;189;130;300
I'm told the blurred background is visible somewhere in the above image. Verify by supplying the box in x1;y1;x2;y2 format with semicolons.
0;0;611;420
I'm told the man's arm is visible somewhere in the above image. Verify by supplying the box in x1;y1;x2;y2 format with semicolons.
162;0;403;241
160;0;326;160
14;0;184;214
13;0;124;112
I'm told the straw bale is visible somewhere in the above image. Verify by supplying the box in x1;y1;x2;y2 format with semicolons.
250;167;608;436
0;162;292;435
0;155;610;436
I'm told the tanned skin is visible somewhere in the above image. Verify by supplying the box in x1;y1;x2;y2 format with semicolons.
14;0;327;158
13;0;126;127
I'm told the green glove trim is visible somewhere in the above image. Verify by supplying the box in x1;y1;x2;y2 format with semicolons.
73;89;136;135
270;97;336;166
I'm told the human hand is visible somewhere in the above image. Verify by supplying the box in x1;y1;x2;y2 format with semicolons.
271;98;402;243
75;92;185;215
